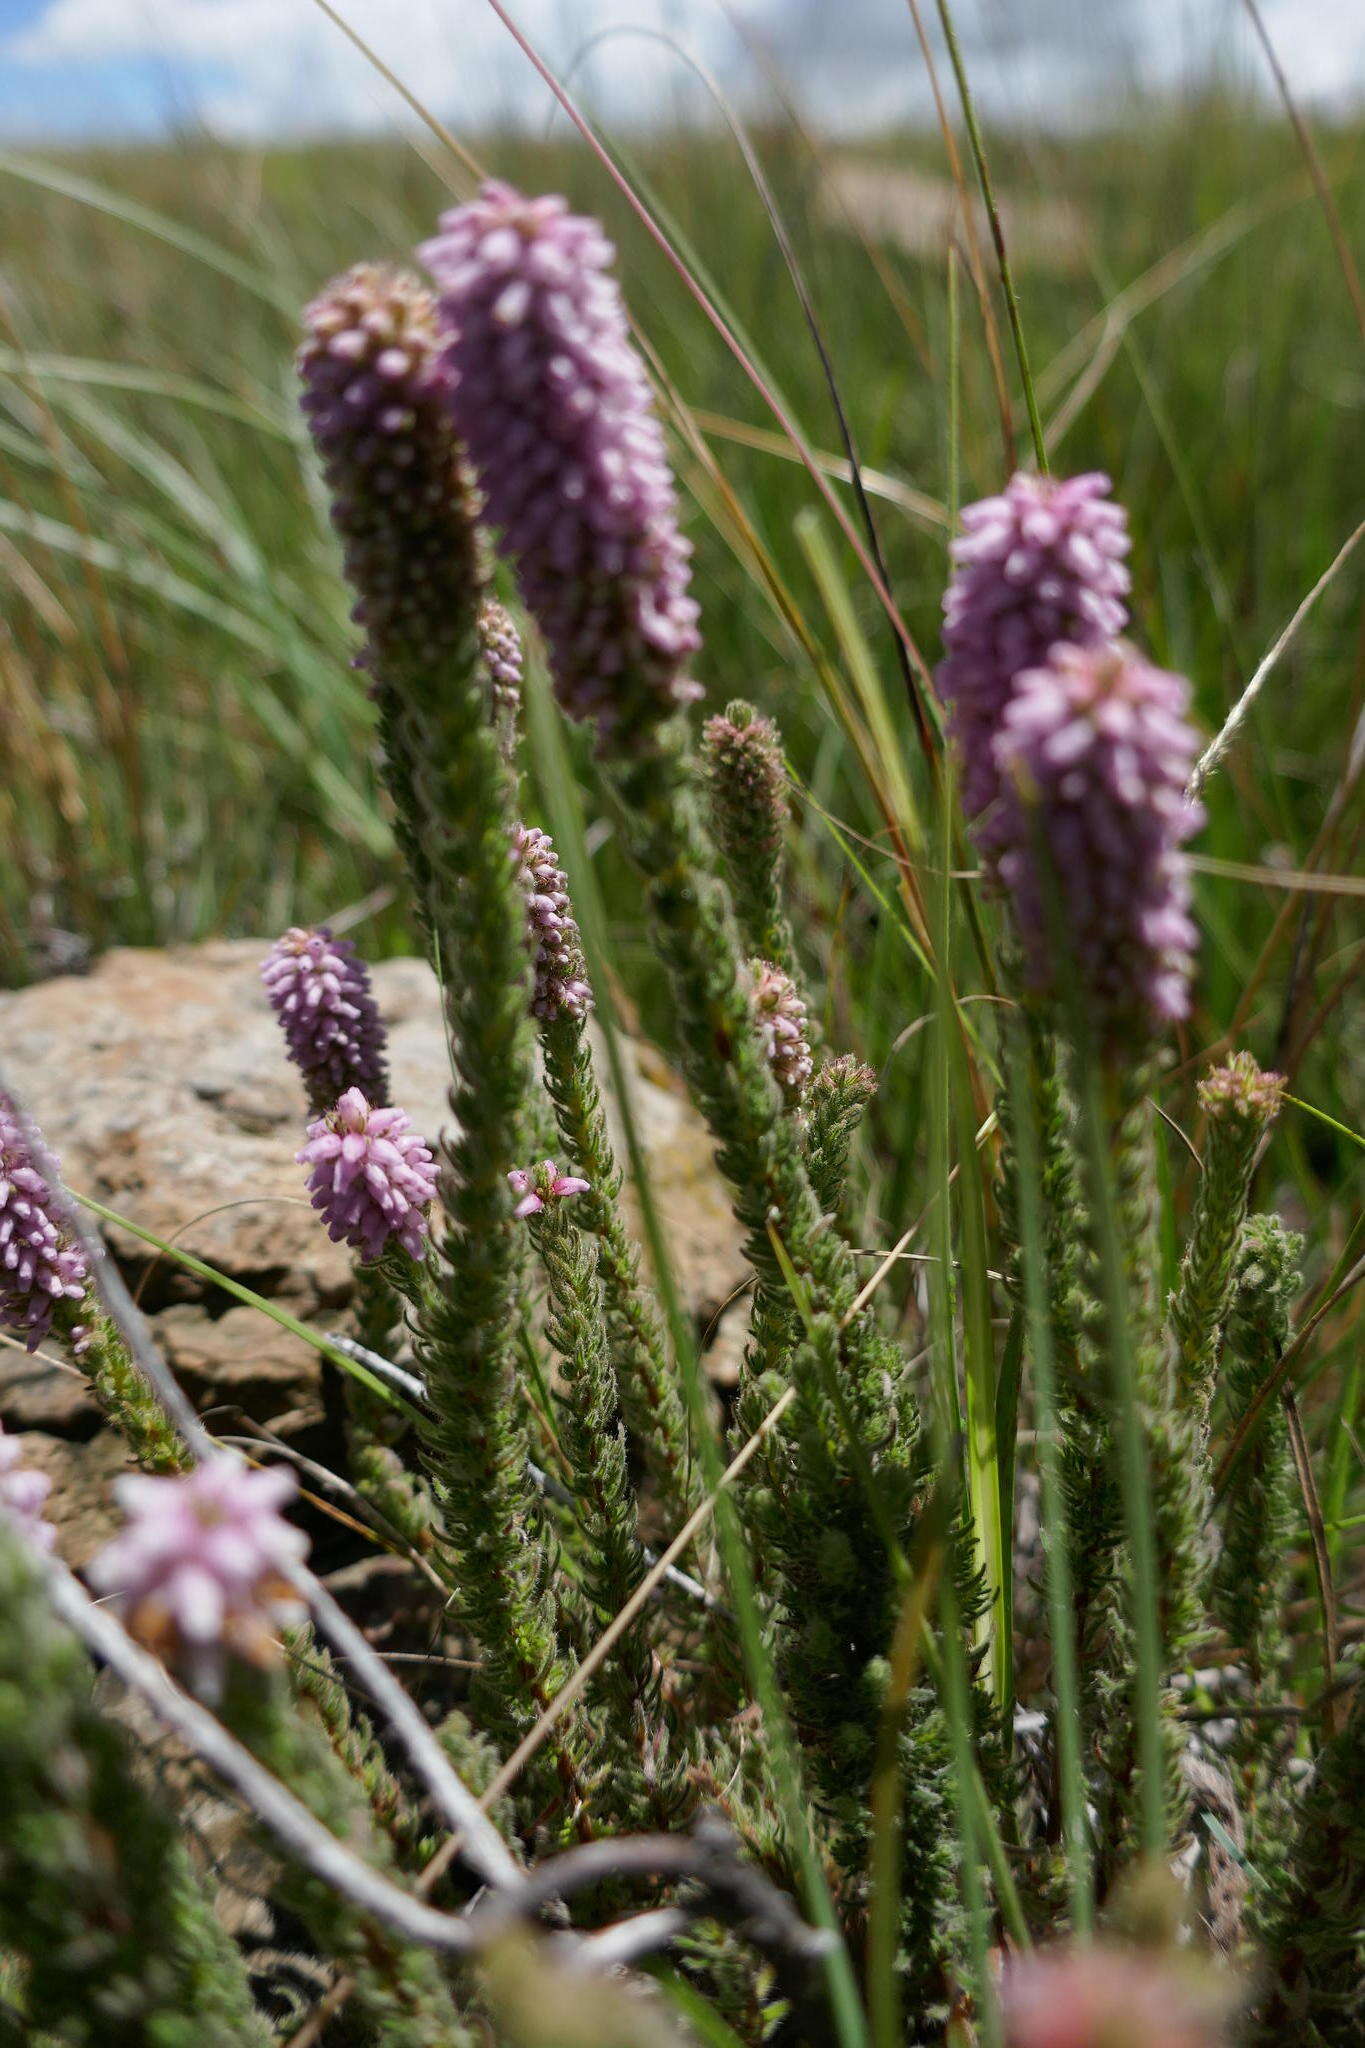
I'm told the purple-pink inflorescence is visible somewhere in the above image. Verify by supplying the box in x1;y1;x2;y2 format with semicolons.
89;1455;308;1694
507;1162;591;1219
261;927;389;1113
479;597;524;714
748;960;813;1105
298;1088;437;1264
938;471;1131;841
0;1096;87;1350
298;263;481;674
999;1943;1233;2048
0;1420;56;1552
512;823;594;1023
992;640;1203;1046
420;182;702;738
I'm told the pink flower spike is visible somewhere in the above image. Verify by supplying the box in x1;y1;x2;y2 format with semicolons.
89;1453;309;1697
0;1095;88;1351
261;926;388;1113
298;1088;437;1264
0;1419;56;1552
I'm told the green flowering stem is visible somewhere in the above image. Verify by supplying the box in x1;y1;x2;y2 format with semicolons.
607;721;907;1455
998;1018;1119;1722
373;595;591;1805
289;1628;441;1872
222;1657;478;2046
599;722;987;2025
700;698;800;978
1067;1055;1168;1867
1252;1676;1365;2044
526;1185;684;1828
58;1294;188;1473
1211;1216;1302;1808
0;1526;269;2047
539;1012;697;1525
1168;1054;1286;1428
383;651;591;1800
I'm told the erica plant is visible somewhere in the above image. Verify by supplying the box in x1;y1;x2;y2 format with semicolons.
0;168;1354;2048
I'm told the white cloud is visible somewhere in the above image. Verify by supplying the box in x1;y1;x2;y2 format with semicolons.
6;0;754;139
4;0;1362;142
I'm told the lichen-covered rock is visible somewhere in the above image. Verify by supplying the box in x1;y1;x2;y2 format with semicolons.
0;942;743;1431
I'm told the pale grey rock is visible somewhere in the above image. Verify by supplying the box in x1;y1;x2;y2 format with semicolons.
0;939;745;1430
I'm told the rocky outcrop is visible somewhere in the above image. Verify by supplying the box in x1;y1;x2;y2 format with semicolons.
0;941;747;1552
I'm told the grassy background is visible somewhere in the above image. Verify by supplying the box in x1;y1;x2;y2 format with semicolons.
0;83;1361;1629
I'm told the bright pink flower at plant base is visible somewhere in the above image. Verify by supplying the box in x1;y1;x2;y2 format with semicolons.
937;471;1131;844
0;1095;87;1350
1000;1943;1236;2048
992;640;1203;1048
89;1456;308;1695
420;182;702;738
507;1163;591;1219
298;1088;437;1263
262;926;388;1110
0;1420;55;1552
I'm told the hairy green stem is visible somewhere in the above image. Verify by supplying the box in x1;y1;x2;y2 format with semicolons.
540;1013;696;1524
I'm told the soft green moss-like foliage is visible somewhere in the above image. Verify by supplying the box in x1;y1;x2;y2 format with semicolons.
1253;1677;1365;2045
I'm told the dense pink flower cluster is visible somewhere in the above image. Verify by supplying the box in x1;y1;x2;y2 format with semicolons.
748;960;813;1105
0;1420;55;1552
512;822;594;1023
261;926;388;1112
1198;1050;1286;1128
508;1162;590;1219
298;263;481;673
993;641;1203;1043
0;1095;87;1350
90;1456;308;1694
999;1943;1234;2048
420;183;702;738
298;1088;437;1263
938;472;1131;839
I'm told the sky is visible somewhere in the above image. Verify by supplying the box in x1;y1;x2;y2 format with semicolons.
0;0;1361;146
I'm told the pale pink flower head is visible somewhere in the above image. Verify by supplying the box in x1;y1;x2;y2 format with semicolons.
1000;1943;1236;2048
0;1420;55;1552
89;1454;308;1695
507;1161;591;1219
298;1087;437;1264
